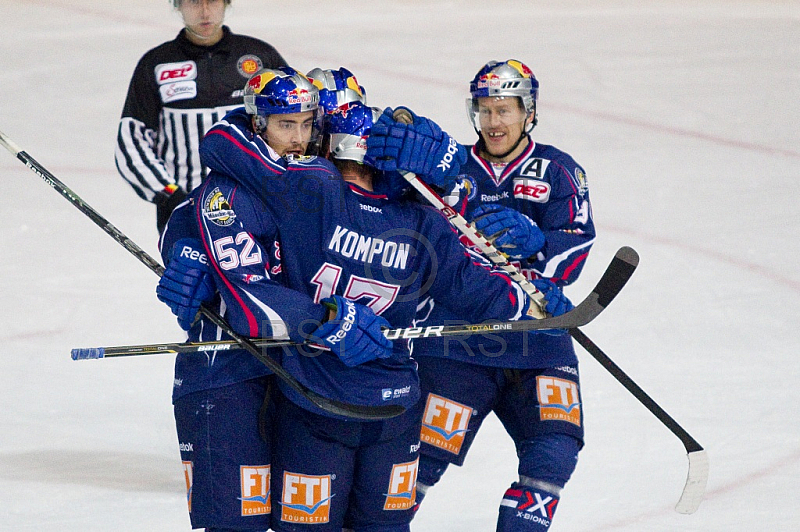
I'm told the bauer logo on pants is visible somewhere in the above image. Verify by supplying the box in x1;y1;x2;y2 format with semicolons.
182;461;193;513
383;459;419;510
240;465;270;516
420;394;472;455
536;376;582;426
280;472;332;524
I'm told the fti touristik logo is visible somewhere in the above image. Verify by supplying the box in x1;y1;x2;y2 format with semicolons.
240;465;270;516
420;394;473;455
383;459;419;510
537;376;582;426
280;472;333;524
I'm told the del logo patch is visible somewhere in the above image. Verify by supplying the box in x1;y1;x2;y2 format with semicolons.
537;376;582;426
155;61;197;103
203;187;236;226
513;177;551;203
280;472;333;524
383;459;418;510
420;394;473;455
240;465;271;516
182;461;193;513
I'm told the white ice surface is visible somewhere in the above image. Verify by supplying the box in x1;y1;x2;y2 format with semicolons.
1;1;799;530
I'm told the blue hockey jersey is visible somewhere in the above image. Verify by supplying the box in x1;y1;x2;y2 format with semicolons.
189;108;532;417
159;193;284;404
414;139;596;369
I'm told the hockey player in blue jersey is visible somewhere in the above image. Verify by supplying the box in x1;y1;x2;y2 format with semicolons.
375;60;597;531
157;66;575;531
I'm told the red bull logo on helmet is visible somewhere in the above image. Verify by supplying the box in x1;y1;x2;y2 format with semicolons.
346;76;364;97
507;60;533;77
247;71;279;94
287;87;314;105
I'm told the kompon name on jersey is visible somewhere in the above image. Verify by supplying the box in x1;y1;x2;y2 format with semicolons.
327;225;411;269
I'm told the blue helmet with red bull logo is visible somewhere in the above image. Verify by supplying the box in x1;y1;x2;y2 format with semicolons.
467;59;539;130
307;67;367;114
244;66;320;117
326;101;381;163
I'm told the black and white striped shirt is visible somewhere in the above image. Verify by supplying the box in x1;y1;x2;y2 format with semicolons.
115;26;286;203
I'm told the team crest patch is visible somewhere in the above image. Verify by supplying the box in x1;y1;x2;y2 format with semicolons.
237;54;263;78
203;187;236;226
240;465;271;516
536;376;582;426
280;472;333;524
383;459;418;510
574;168;589;196
420;394;473;455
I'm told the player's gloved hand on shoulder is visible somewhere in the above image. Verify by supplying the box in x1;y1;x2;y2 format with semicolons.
156;238;215;331
521;278;574;336
365;106;467;190
470;204;545;260
310;295;393;367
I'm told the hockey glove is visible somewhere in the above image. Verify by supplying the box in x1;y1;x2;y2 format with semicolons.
310;295;393;367
522;279;574;336
471;204;545;260
156;238;216;331
365;106;467;189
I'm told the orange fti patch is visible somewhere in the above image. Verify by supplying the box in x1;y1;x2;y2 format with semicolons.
420;394;473;455
240;465;270;516
537;376;581;426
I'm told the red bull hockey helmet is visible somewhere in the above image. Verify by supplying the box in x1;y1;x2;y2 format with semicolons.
244;67;321;116
326;101;381;163
467;59;539;130
306;67;367;114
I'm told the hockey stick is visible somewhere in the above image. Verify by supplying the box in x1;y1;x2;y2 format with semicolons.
0;129;401;421
391;109;707;513
71;246;636;359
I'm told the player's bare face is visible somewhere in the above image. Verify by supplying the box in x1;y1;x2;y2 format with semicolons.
477;97;531;162
179;0;226;46
264;111;315;158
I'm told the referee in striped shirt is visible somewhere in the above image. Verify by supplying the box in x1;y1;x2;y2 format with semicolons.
115;0;286;234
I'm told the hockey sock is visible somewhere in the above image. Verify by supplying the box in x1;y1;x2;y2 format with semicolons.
497;481;560;531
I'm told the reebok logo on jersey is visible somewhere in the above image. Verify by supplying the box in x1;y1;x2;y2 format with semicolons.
182;461;193;513
240;465;270;516
537;376;581;426
360;203;382;214
513;178;551;203
280;472;333;524
501;488;558;527
420;394;473;455
481;191;510;202
383;459;419;510
327;225;410;269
